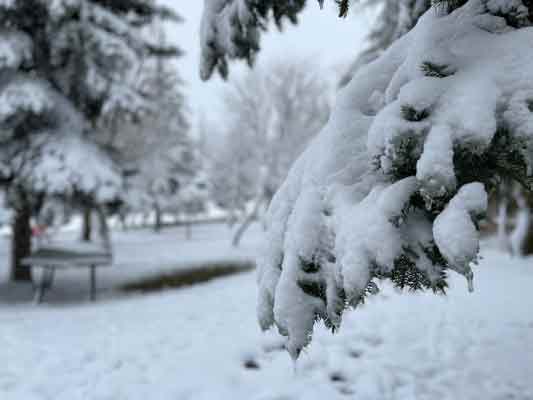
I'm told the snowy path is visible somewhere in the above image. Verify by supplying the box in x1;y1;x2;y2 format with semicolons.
1;226;533;399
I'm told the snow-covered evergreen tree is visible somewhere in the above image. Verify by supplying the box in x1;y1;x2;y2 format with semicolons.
0;0;181;280
108;29;193;232
202;0;533;358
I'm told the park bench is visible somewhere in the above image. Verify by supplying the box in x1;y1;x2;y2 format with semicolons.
22;243;112;304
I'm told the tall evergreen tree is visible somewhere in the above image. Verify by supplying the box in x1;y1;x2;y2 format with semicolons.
0;0;182;280
114;45;194;232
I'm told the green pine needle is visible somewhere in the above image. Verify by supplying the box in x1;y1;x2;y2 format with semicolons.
420;61;455;78
336;0;350;18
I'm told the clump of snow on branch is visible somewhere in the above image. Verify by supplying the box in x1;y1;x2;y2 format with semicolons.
257;0;533;358
433;182;487;292
0;30;32;70
30;135;121;202
0;76;121;200
0;77;52;123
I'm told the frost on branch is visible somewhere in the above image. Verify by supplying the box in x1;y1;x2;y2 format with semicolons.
257;0;533;358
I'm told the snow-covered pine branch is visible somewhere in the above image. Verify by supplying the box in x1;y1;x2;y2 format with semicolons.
49;1;182;124
339;0;432;87
0;74;120;201
200;0;307;80
202;0;533;358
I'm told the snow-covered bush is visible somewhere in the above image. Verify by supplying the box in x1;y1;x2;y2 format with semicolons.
202;0;533;358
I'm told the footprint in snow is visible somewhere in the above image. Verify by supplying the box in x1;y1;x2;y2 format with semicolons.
348;349;364;359
242;358;261;370
329;371;347;383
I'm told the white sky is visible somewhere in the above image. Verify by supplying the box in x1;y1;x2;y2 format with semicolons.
161;1;374;128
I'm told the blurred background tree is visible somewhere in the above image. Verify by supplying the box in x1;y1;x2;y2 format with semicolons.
205;61;331;246
0;0;184;281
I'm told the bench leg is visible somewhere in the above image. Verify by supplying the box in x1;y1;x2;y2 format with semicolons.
33;282;45;304
33;267;53;304
89;265;96;301
44;267;55;290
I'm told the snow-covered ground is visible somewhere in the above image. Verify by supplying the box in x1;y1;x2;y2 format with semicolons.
0;223;258;302
1;224;532;400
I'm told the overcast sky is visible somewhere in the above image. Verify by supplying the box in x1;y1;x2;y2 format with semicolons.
160;1;373;128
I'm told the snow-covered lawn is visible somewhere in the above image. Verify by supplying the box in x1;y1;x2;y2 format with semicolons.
1;224;532;400
0;223;258;303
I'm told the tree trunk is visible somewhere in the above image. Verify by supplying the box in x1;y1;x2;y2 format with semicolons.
522;191;533;255
81;206;92;242
226;212;237;228
522;215;533;255
510;191;530;256
185;221;192;240
95;206;111;253
154;203;162;233
496;197;511;253
232;199;261;247
232;214;255;247
525;0;533;22
142;212;150;228
10;201;32;282
119;210;128;231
